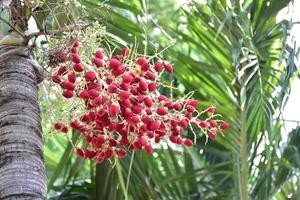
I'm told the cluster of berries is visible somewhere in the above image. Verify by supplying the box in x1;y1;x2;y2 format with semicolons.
50;39;229;163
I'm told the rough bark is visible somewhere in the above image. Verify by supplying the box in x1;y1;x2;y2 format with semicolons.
0;45;47;199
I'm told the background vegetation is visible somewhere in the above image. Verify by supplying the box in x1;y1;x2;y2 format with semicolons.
34;0;300;199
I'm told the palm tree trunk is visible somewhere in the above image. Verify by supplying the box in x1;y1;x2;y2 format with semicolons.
0;45;47;199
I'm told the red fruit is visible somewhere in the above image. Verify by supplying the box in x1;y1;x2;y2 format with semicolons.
95;50;104;59
70;120;80;130
68;73;76;83
207;105;215;115
130;115;140;123
122;75;133;84
109;104;119;116
145;108;152;115
144;97;153;107
121;47;129;57
144;144;153;154
137;137;148;146
72;40;79;48
61;126;68;133
57;66;67;76
84;71;96;81
141;63;150;71
112;66;125;77
157;107;168;116
185;112;192;120
109;139;118;147
176;137;183;144
209;130;217;140
137;57;148;66
70;47;77;53
76;148;84;157
169;135;177;143
79;90;90;99
158;95;169;102
114;55;122;60
154;61;163;71
139;80;148;92
62;90;74;98
220;122;229;130
72;53;81;63
54;122;63;130
109;59;120;69
164;63;173;73
148;82;157;92
145;71;155;80
108;84;118;93
209;120;217;128
149;121;160;131
141;115;151;124
173;103;182;111
199;121;209;129
179;119;188;128
183;139;193;147
188;100;199;108
51;75;61;83
60;81;75;90
93;58;103;68
132;105;143;114
186;105;195;113
116;149;127;158
118;91;130;100
73;63;83;72
88;89;100;98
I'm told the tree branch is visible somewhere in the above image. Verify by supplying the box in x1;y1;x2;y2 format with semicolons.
23;22;90;44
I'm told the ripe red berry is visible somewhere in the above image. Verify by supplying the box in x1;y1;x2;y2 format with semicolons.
116;149;127;158
121;47;129;57
157;107;168;116
108;84;118;93
54;122;63;130
60;81;75;90
149;121;160;131
88;89;100;98
51;75;61;83
109;104;119;116
176;137;183;144
122;75;133;84
132;105;143;114
173;103;182;111
139;80;148;92
154;61;163;71
207;105;215;115
164;63;173;73
199;121;209;129
95;50;104;59
144;71;155;80
209;120;217;128
84;71;96;81
220;122;229;130
76;148;84;157
185;112;193;120
179;119;188;128
109;59;120;69
141;63;150;71
144;97;153;107
137;57;148;66
209;130;217;140
61;126;68;133
57;66;67;76
62;90;74;98
72;53;81;63
183;139;193;147
144;144;153;154
130;115;140;123
186;105;195;113
188;100;199;108
118;91;130;100
68;73;76;83
79;90;90;99
93;58;103;68
148;82;157;92
73;63;83;72
112;66;125;77
70;47;77;53
72;40;79;48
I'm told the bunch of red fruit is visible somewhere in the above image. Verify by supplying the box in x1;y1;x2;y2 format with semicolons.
51;39;229;163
